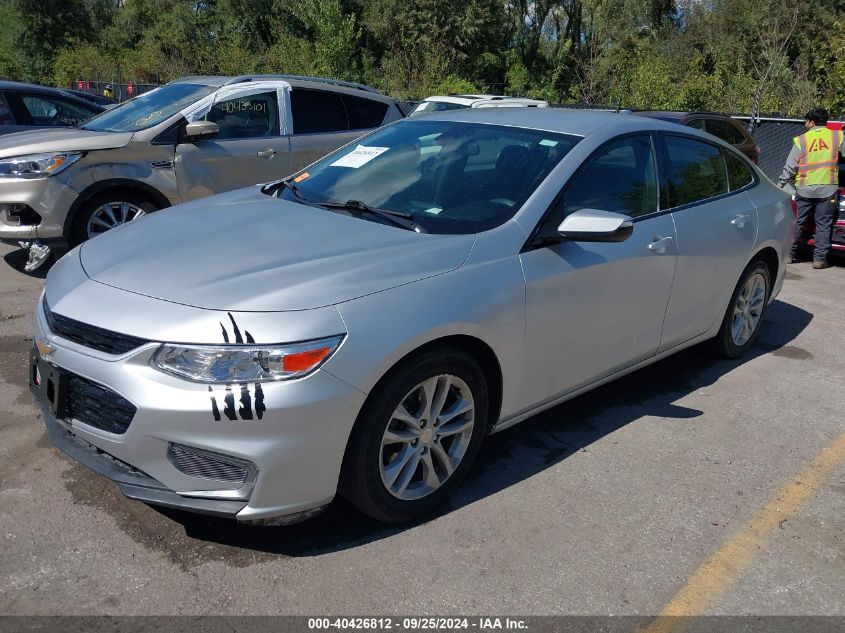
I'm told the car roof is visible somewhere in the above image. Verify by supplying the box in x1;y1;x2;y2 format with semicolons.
423;94;546;104
0;80;106;109
415;107;693;137
636;110;737;122
170;74;385;95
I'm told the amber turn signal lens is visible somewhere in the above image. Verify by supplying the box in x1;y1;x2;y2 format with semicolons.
282;347;332;372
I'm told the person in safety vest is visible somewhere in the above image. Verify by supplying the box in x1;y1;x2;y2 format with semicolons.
778;107;844;269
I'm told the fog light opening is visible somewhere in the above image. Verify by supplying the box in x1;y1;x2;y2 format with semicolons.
167;442;258;501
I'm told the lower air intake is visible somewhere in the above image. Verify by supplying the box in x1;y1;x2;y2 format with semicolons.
166;443;255;486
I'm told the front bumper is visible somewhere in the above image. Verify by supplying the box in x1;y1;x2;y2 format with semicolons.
0;176;78;243
30;296;367;523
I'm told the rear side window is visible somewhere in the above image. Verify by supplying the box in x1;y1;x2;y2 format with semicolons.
664;136;728;207
724;150;754;191
558;135;659;220
342;94;388;129
17;92;98;126
685;119;706;131
705;119;746;145
291;89;347;134
0;93;14;125
205;90;280;138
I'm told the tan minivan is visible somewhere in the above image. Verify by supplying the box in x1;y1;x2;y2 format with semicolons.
0;75;403;269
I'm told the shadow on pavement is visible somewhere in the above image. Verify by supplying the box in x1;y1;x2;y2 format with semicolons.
142;299;814;555
2;247;51;279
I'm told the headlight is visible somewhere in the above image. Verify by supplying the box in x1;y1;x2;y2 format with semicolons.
0;152;82;179
151;335;345;383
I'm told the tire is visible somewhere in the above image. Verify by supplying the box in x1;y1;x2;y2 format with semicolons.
339;348;489;523
69;191;158;246
709;260;771;358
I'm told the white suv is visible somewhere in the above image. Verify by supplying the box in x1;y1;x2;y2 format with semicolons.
409;94;548;117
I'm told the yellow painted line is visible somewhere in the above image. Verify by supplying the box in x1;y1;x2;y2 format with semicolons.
642;431;845;633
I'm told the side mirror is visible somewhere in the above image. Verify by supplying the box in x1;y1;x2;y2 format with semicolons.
184;120;219;141
556;209;634;243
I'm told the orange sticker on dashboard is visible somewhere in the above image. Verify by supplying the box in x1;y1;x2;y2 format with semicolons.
294;172;310;183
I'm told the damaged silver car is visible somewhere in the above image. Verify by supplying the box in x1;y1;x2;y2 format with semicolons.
31;109;793;524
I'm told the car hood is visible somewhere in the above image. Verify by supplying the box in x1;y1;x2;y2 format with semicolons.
0;127;132;159
79;187;476;312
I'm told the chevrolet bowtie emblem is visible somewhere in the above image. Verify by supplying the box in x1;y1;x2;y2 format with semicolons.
35;338;54;358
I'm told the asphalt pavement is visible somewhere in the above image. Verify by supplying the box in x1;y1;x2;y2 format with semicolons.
0;243;842;617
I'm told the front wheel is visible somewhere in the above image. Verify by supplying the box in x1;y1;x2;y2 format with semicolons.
709;260;771;358
70;191;158;246
339;349;489;522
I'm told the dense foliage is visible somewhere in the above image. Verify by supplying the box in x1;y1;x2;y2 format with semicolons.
0;0;842;115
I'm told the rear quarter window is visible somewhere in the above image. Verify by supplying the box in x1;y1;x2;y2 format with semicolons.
724;150;755;191
705;119;747;145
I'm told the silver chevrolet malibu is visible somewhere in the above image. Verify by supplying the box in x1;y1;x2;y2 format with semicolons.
30;109;794;525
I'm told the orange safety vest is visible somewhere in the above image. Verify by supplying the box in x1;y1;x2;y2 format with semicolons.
794;126;840;187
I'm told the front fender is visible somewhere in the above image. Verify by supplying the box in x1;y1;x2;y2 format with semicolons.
325;253;526;422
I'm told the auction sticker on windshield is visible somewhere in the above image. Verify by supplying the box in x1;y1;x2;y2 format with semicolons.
330;145;389;168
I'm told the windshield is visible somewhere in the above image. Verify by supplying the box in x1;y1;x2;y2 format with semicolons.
80;83;216;132
279;120;580;234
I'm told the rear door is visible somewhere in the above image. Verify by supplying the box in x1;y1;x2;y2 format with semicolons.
174;82;290;201
286;87;390;171
658;135;758;351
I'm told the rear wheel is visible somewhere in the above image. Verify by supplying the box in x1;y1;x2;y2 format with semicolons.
70;191;158;246
709;260;771;358
340;349;489;522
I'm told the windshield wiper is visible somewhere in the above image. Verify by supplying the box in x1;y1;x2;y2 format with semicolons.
263;178;317;207
319;200;422;232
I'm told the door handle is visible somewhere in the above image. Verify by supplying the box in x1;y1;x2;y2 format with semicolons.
648;236;674;254
731;213;752;228
257;148;279;159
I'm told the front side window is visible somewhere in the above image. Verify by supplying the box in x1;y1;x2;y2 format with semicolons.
664;136;728;207
278;120;580;234
290;89;347;134
18;93;98;126
551;135;658;226
205;91;279;138
81;83;215;133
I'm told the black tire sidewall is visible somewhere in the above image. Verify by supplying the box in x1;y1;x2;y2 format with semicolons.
69;191;158;247
340;349;489;522
715;261;771;358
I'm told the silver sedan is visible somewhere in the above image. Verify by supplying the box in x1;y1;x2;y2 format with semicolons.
29;109;794;524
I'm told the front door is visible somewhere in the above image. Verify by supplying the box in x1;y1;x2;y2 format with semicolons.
175;83;291;201
520;134;678;407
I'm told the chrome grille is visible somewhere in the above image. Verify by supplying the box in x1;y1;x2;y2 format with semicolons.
166;443;250;485
43;298;149;355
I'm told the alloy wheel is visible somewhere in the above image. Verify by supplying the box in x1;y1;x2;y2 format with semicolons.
86;201;147;239
730;271;767;346
379;374;475;501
